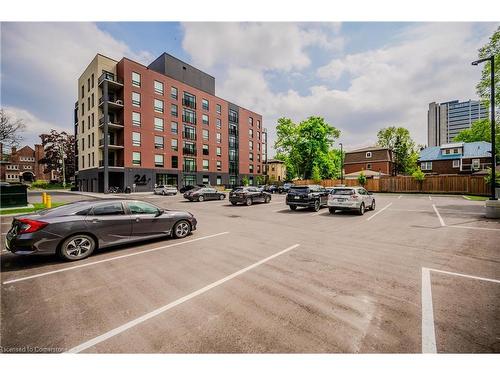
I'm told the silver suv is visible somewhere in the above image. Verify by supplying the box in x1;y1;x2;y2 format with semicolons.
153;185;178;196
327;186;375;215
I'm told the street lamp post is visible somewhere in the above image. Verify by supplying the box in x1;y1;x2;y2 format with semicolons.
59;143;66;189
339;142;344;185
472;55;496;201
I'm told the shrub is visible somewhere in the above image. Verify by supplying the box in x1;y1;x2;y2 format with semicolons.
412;167;426;183
30;180;49;189
357;171;367;186
241;176;249;186
312;165;321;183
484;168;500;187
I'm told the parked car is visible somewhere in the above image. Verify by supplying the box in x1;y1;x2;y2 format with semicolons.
5;199;197;261
153;185;178;196
327;186;375;215
286;185;329;212
179;184;205;193
184;187;226;202
278;182;294;194
229;186;272;206
263;184;278;194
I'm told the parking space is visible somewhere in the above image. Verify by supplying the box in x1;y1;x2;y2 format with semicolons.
1;192;499;353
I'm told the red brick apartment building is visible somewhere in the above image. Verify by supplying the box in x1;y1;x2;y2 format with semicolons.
343;146;395;175
0;143;53;183
75;53;267;192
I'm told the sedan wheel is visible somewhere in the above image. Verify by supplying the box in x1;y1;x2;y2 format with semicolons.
59;234;95;261
370;199;376;210
313;200;320;212
246;197;253;206
329;207;336;214
264;195;271;203
359;203;365;215
173;220;191;238
198;195;204;202
289;205;297;210
219;194;225;200
162;191;166;196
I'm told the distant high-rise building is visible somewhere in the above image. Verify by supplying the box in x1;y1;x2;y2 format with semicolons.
427;100;488;147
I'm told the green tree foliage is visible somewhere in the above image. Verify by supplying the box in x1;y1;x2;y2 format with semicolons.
39;129;75;182
484;168;500;186
454;119;500;161
476;26;500;116
311;164;321;183
412;167;425;182
274;116;341;180
255;175;265;185
241;176;249;186
357;171;367;186
376;126;419;175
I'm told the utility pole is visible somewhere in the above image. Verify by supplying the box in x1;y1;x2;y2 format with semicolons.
339;142;344;185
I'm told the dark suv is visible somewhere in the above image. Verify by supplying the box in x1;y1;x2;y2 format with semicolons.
286;185;329;211
229;186;272;206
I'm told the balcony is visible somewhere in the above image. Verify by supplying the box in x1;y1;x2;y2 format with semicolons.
99;116;124;130
182;115;197;125
182;98;196;109
182;131;197;140
182;147;197;156
98;138;124;149
229;115;239;123
183;164;197;173
98;72;123;88
99;159;124;168
229;128;238;136
98;96;124;110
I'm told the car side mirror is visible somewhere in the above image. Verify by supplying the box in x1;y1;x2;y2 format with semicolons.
155;209;164;217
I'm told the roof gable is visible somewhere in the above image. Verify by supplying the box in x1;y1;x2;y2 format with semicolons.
419;141;491;161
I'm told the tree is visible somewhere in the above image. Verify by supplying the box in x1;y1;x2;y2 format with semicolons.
412;167;425;191
241;176;249;186
311;164;321;183
274;116;341;180
357;171;367;186
454;119;500;161
484;168;500;187
476;26;500;116
377;126;419;175
39;130;75;183
255;175;265;185
0;108;26;150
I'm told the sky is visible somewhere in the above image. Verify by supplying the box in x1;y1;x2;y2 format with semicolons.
1;22;498;155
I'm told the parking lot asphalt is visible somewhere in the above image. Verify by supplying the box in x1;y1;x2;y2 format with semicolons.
1;192;499;353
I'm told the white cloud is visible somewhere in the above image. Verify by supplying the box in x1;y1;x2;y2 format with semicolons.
181;22;343;72
3;106;66;146
1;22;153;140
200;23;498;154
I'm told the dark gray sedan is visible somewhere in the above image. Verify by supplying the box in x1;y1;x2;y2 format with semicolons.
5;199;197;261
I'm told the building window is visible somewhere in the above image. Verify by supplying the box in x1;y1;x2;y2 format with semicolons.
81;102;84;116
202;144;209;156
257;131;260;140
171;104;178;117
132;132;141;147
257;165;261;173
91;73;94;88
155;154;164;167
171;138;178;151
203;129;209;140
366;163;372;170
452;159;460;168
216;147;221;156
88;115;91;130
171;155;178;168
132;152;141;165
154;99;164;113
249;152;254;161
171;87;178;100
132;72;141;87
216;104;221;115
472;159;480;170
216;133;221;144
81;137;85;151
183;108;196;124
82;155;85;168
171;121;178;134
249;164;254;173
366;152;372;158
132;112;141;126
155;136;164;149
92;113;95;127
421;161;432;171
257;154;260;162
154;117;164;132
249;117;253;126
202;114;209;125
203;159;209;170
249;129;253;137
81;85;84;98
132;92;141;107
154;80;164;95
202;99;209;111
91;93;95;108
92;133;95;147
257;120;260;128
216;118;221;129
92;152;95;167
216;175;222;185
249;140;253;150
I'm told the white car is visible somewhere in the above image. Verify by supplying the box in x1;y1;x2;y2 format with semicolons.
153;185;178;196
327;186;375;215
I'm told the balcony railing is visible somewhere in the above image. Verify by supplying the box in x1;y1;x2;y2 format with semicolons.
182;115;197;125
99;160;124;167
182;147;197;156
98;96;124;107
229;128;238;136
183;164;197;173
99;116;124;128
99;138;123;147
98;72;123;86
229;115;239;123
182;131;196;140
182;98;196;109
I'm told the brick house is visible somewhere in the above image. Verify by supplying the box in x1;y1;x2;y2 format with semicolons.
266;159;286;182
0;143;54;183
344;146;395;176
418;141;492;175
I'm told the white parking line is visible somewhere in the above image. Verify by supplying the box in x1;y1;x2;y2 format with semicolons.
2;232;229;285
432;204;446;227
66;243;300;353
446;225;500;232
366;202;392;221
428;195;432;201
398;195;402;199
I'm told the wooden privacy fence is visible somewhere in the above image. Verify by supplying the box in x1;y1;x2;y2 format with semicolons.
294;175;489;195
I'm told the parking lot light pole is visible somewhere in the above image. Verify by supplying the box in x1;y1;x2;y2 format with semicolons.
339;142;344;185
472;56;496;200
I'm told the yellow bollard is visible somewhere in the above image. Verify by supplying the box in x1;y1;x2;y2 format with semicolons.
46;194;52;209
42;192;47;205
